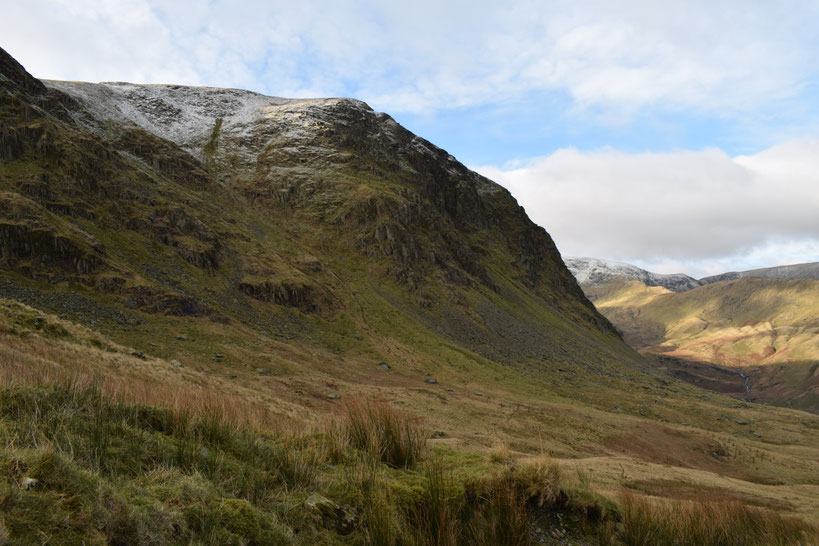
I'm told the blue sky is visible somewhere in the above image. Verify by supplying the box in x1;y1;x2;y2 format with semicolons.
3;0;819;277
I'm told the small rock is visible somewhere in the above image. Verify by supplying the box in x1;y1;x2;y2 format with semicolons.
424;377;438;384
474;392;483;397
176;334;189;341
735;420;749;425
445;388;454;392
377;362;391;371
198;448;209;457
21;477;38;490
305;493;356;535
327;393;340;400
430;430;446;439
170;359;182;367
128;349;146;359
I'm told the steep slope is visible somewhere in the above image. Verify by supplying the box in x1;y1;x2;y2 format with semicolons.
566;256;701;292
3;49;626;366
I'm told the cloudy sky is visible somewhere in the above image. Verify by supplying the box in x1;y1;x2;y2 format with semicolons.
3;0;818;277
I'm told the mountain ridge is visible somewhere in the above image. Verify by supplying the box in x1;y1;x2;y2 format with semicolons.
565;256;701;292
567;256;819;293
1;43;632;388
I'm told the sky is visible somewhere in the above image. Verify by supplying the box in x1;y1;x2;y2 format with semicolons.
2;0;818;277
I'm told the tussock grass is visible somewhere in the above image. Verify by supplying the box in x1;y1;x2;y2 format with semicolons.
0;329;289;433
0;381;316;543
1;369;816;545
619;489;819;546
488;442;511;464
342;395;427;468
414;461;461;545
403;458;570;546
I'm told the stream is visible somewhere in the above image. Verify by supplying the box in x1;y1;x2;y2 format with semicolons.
738;369;751;401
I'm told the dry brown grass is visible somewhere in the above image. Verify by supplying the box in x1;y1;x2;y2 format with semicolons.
342;395;427;468
488;442;511;464
0;332;293;434
619;489;819;546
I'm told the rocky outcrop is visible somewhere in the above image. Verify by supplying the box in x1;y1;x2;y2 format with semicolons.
239;279;325;313
0;193;105;276
127;207;222;270
112;127;210;188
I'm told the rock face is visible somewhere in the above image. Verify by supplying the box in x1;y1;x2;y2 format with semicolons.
565;257;701;292
0;44;638;376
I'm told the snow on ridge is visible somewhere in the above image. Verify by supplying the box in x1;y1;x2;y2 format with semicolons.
44;80;299;155
44;80;381;160
565;257;701;292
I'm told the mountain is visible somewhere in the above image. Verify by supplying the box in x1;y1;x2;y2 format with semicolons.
700;261;819;285
2;46;819;544
592;278;819;412
565;256;701;292
568;256;819;294
567;256;819;413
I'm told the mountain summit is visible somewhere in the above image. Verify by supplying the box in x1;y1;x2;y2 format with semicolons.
565;256;701;292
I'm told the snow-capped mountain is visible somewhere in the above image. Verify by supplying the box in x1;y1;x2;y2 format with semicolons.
566;257;819;293
564;257;701;292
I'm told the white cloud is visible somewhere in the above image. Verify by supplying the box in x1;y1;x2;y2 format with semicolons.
1;0;817;117
474;141;819;278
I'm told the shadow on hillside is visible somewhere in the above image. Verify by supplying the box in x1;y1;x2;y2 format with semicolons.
646;353;819;415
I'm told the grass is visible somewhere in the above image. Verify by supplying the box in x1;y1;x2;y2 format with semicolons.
619;489;819;546
342;396;427;469
0;371;817;545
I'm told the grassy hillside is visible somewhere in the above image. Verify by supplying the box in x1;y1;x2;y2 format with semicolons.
2;303;818;544
589;278;819;413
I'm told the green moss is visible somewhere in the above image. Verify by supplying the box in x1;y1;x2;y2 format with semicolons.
218;498;261;541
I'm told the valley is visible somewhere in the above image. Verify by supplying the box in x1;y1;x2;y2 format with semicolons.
1;45;818;544
568;258;819;414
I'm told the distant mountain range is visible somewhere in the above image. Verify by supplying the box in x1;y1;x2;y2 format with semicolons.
699;261;819;285
566;257;819;292
565;257;701;292
566;256;819;413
